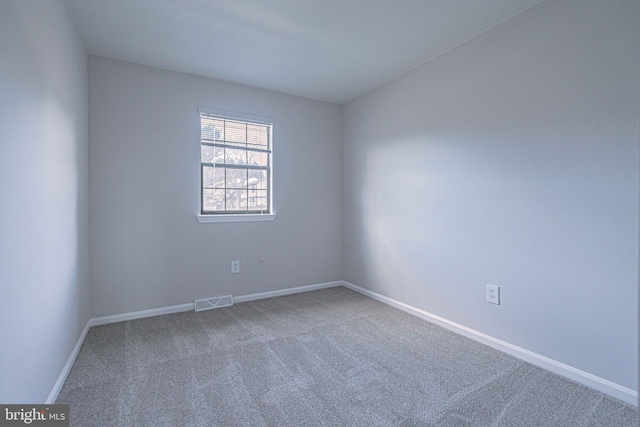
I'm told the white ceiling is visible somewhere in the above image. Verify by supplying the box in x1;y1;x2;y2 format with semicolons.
65;0;543;105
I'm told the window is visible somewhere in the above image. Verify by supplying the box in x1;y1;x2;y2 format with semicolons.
199;109;274;221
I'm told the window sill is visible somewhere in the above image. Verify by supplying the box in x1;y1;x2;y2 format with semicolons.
197;213;277;223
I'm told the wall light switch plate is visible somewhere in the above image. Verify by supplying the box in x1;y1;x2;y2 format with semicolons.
486;284;500;305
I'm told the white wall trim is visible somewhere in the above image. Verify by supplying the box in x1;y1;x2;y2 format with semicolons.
91;303;195;326
46;321;92;404
341;281;638;406
196;213;276;223
234;281;341;303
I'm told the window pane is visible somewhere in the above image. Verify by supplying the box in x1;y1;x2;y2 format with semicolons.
226;189;247;210
201;117;214;140
203;189;226;211
201;116;225;141
214;146;224;163
212;118;225;141
204;165;225;189
225;120;246;144
201;145;213;163
203;189;215;210
213;189;225;210
247;151;268;166
248;169;267;190
201;145;223;163
226;168;246;189
213;167;225;189
202;165;214;188
225;147;247;165
238;190;248;210
248;190;267;210
247;123;268;148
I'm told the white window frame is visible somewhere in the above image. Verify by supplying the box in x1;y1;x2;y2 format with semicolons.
197;107;276;223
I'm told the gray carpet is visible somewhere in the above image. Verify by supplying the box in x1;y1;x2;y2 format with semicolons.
56;287;638;426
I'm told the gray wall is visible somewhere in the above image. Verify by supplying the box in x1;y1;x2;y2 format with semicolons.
0;0;90;402
89;57;343;317
342;0;639;391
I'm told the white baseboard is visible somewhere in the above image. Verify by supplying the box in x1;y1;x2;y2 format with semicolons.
234;281;341;303
47;280;342;403
90;281;343;326
46;321;92;404
341;281;638;406
90;302;194;326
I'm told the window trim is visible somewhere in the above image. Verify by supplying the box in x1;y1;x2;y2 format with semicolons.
197;213;276;223
197;107;276;222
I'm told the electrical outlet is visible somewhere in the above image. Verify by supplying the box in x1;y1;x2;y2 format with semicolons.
486;284;500;305
231;260;240;274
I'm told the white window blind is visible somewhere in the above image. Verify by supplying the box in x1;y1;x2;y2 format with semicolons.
200;112;272;215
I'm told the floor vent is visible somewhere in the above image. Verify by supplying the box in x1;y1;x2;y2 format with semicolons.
195;295;233;312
